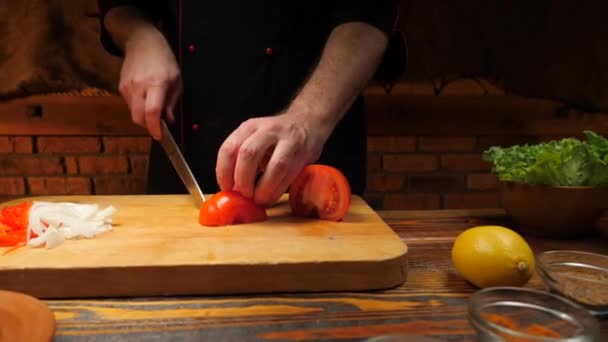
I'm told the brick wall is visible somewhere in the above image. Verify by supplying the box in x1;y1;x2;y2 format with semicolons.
0;135;151;196
1;83;607;210
358;80;608;210
364;134;524;210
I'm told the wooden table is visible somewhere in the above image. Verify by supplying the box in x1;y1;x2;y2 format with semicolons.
46;209;608;341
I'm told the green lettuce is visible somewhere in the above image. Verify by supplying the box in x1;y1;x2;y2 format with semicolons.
482;130;608;187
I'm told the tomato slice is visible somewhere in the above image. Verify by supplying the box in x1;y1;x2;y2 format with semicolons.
0;202;31;230
0;202;33;248
288;164;351;221
199;190;267;227
0;227;27;246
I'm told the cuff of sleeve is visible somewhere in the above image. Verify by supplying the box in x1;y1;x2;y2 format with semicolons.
331;0;400;36
97;0;163;57
100;17;124;57
373;30;408;92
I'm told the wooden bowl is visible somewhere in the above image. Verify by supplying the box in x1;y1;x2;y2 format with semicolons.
0;290;55;342
499;181;608;239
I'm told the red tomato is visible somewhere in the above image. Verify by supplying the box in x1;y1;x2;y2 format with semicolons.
199;190;267;227
288;164;351;221
0;202;31;230
0;228;27;247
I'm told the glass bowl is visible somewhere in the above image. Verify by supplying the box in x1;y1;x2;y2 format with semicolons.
468;286;599;341
536;250;608;316
364;336;444;342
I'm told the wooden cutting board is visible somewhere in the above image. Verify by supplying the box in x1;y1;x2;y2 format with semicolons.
0;195;408;299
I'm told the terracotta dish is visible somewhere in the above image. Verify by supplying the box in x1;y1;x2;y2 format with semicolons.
499;181;608;238
0;290;55;342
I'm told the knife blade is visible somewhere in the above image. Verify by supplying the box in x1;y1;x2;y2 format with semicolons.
158;120;206;207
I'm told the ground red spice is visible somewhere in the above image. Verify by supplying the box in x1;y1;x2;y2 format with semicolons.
483;313;562;339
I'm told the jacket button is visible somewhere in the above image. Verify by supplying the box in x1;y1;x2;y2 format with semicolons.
191;123;200;132
187;44;196;53
264;47;273;56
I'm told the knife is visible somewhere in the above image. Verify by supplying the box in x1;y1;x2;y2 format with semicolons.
158;120;206;207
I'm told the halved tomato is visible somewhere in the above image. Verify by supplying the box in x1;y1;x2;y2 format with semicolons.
288;164;351;221
199;190;267;227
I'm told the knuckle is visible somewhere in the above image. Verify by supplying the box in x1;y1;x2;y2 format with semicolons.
118;82;128;95
285;121;298;131
135;74;166;87
239;145;258;160
145;104;162;116
236;121;250;132
220;141;239;159
241;118;259;129
264;120;280;131
270;156;290;172
285;124;305;141
132;116;145;126
131;75;146;85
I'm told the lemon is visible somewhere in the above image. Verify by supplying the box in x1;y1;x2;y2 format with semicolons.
451;225;535;288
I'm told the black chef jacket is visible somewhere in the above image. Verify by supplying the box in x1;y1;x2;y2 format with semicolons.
98;1;406;196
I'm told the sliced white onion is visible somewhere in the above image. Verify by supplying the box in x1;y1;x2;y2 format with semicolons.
44;227;65;249
27;233;47;248
26;201;116;249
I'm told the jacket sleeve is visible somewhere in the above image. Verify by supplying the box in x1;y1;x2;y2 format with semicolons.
330;0;407;92
331;0;400;36
97;0;165;56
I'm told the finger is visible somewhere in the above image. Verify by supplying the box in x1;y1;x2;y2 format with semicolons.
144;85;168;140
258;147;273;173
130;87;146;128
216;121;258;192
233;131;277;199
165;80;182;124
118;81;131;109
254;140;301;206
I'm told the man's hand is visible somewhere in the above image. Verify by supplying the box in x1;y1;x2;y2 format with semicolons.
104;6;182;140
119;29;182;140
216;22;389;207
216;108;332;207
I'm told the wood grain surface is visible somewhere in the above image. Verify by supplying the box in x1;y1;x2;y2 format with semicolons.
38;209;607;341
0;195;407;298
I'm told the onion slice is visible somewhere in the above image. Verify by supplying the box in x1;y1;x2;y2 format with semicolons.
26;201;116;249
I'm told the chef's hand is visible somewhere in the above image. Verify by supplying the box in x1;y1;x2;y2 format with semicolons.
216;21;389;206
216;109;333;207
119;27;182;140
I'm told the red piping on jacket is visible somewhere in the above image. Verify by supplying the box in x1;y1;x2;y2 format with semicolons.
178;0;185;153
